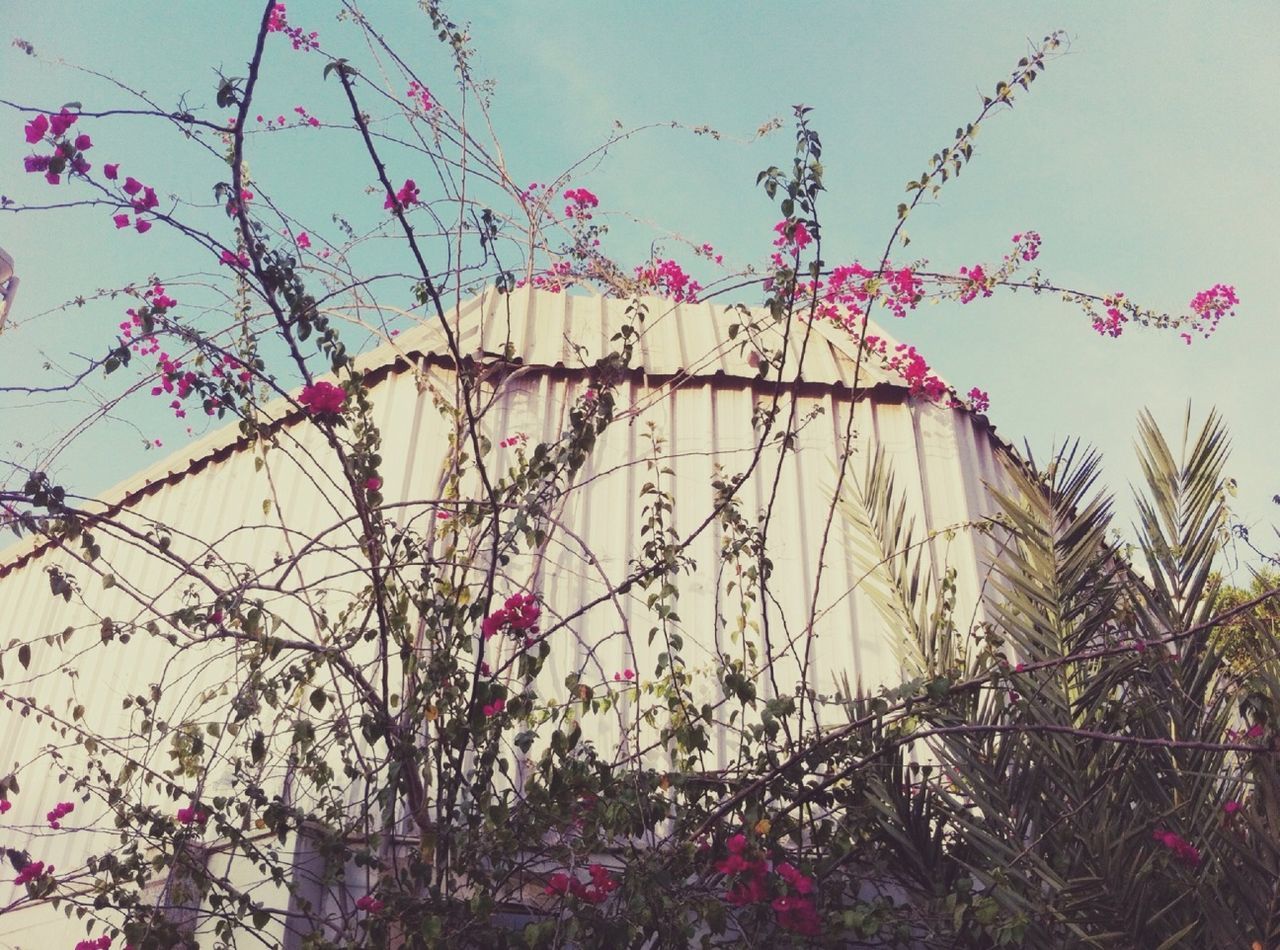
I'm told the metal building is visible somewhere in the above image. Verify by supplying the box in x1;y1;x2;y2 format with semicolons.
0;288;1024;945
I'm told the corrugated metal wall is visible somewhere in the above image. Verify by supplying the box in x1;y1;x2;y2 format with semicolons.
0;288;1022;942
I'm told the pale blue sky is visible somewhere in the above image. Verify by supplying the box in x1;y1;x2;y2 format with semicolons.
3;2;1277;565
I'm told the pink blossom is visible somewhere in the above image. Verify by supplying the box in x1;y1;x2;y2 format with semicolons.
122;176;143;196
772;894;821;936
364;476;382;492
384;178;420;211
74;133;92;151
14;860;50;886
967;387;990;413
176;803;209;825
134;218;152;234
1223;800;1241;816
298;381;346;415
772;219;813;252
46;800;74;829
24;113;49;144
482;698;505;717
296;231;311;249
633;258;702;303
74;937;111;950
563;187;600;220
1187;283;1239;339
219;249;251;269
481;592;541;642
104;163;119;180
23;154;51;173
1152;828;1201;867
407;81;435;112
0;799;10;814
355;894;384;913
544;865;618;904
48;108;77;137
957;264;993;304
44;171;60;186
1092;293;1127;338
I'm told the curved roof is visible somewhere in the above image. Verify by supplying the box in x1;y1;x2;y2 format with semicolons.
0;287;1007;575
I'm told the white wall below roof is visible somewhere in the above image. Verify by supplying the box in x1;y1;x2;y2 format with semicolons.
0;336;1018;941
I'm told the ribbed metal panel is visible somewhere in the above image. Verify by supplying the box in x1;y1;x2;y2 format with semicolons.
0;289;1021;938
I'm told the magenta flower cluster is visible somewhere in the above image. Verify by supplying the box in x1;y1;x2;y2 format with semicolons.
74;937;112;950
176;802;209;825
481;592;541;646
772;219;813;252
298;381;347;415
633;258;702;303
46;800;74;830
1186;283;1239;341
266;3;319;52
384;178;420;212
715;834;820;936
1092;293;1127;338
22;109;91;185
13;860;51;886
563;187;599;220
109;169;160;234
407;81;435;113
545;863;620;904
1152;827;1201;867
957;263;993;305
1011;231;1042;262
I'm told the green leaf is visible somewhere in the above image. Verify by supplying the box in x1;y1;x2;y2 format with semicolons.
309;688;327;712
17;645;30;670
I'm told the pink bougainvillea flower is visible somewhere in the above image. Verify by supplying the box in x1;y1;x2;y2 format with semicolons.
73;936;111;950
772;218;813;252
44;172;60;186
772;894;821;936
122;176;143;196
24;113;49;143
298;380;347;415
1152;828;1201;867
481;592;541;642
0;799;11;814
48;108;77;137
74;133;92;151
1223;800;1241;816
384;178;420;211
46;801;74;829
354;894;384;913
103;163;119;180
176;803;209;825
134;218;152;234
482;697;505;717
296;231;311;249
364;476;382;492
13;860;50;886
545;872;574;897
967;387;990;413
544;866;617;903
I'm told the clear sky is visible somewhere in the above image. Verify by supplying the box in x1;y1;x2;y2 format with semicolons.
3;2;1277;568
